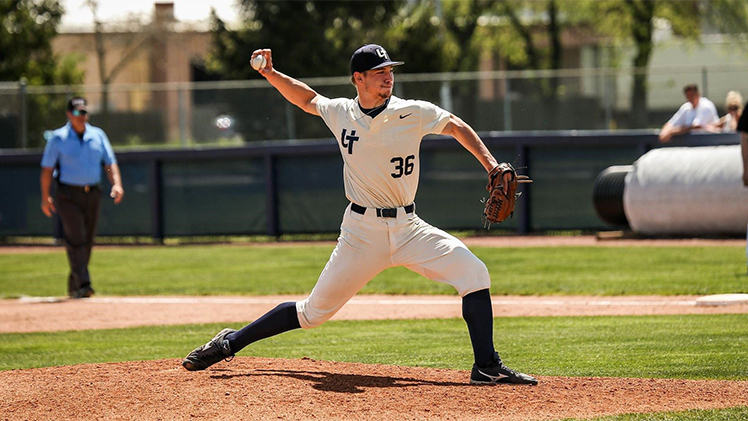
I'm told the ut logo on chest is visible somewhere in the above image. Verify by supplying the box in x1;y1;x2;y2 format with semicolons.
340;128;359;154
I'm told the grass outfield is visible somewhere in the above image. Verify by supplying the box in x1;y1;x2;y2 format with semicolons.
580;407;748;421
1;245;746;297
1;314;746;380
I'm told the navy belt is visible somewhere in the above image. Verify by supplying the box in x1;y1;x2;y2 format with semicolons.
351;202;415;218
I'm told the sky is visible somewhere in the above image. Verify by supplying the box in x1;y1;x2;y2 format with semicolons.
60;0;240;29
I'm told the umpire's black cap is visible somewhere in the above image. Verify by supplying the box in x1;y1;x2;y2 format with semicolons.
67;97;88;112
350;44;404;75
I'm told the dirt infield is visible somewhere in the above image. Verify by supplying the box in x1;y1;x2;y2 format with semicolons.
2;358;746;421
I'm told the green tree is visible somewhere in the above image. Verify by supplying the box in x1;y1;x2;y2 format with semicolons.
203;0;404;140
588;0;748;127
461;0;747;128
203;0;748;136
385;1;459;74
460;0;578;72
446;0;585;129
0;0;84;148
207;0;404;79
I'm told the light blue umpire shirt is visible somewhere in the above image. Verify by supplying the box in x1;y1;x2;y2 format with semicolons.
40;122;117;186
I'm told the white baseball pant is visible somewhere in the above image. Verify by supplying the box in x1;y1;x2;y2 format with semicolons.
296;203;491;329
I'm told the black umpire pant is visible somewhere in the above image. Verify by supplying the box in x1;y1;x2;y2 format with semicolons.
55;182;101;297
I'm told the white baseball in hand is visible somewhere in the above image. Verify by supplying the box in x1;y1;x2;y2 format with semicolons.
251;55;267;71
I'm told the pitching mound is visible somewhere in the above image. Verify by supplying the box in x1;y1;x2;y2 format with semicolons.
2;358;746;420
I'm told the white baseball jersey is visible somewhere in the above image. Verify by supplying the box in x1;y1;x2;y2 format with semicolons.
295;95;491;329
316;95;451;208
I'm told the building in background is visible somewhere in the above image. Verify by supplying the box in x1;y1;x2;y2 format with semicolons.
52;2;211;143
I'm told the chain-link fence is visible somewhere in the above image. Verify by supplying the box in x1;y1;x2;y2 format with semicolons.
2;64;746;150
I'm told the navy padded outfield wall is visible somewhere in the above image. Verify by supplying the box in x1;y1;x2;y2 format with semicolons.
0;131;739;239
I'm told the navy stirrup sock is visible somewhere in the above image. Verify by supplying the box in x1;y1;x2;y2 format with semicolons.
462;289;496;368
227;301;301;352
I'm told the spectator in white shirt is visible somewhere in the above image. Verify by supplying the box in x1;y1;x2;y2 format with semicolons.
659;84;719;143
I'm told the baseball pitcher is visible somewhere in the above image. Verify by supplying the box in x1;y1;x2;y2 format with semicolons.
183;44;537;385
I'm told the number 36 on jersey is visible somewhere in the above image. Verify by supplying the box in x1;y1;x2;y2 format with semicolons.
341;129;415;179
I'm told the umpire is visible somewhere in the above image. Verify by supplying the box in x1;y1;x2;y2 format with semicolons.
40;97;124;299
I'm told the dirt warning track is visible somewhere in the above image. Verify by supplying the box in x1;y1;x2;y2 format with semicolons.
3;294;747;333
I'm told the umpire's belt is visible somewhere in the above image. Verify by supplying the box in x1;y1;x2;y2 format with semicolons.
58;182;100;193
351;202;415;218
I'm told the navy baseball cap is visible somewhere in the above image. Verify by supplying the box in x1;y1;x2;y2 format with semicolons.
67;97;87;112
350;44;404;75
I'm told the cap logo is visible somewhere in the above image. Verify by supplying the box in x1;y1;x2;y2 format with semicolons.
376;48;389;60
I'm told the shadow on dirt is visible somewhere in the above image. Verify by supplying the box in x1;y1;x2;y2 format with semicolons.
211;369;469;393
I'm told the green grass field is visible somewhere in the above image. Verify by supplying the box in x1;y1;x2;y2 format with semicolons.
1;243;746;421
568;407;748;421
2;314;746;379
1;245;745;297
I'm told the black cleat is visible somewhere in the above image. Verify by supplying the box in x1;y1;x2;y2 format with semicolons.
182;328;236;371
70;287;95;299
470;356;538;385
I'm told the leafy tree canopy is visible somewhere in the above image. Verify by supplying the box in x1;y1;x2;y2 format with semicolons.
206;0;405;79
201;0;748;135
0;0;84;85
